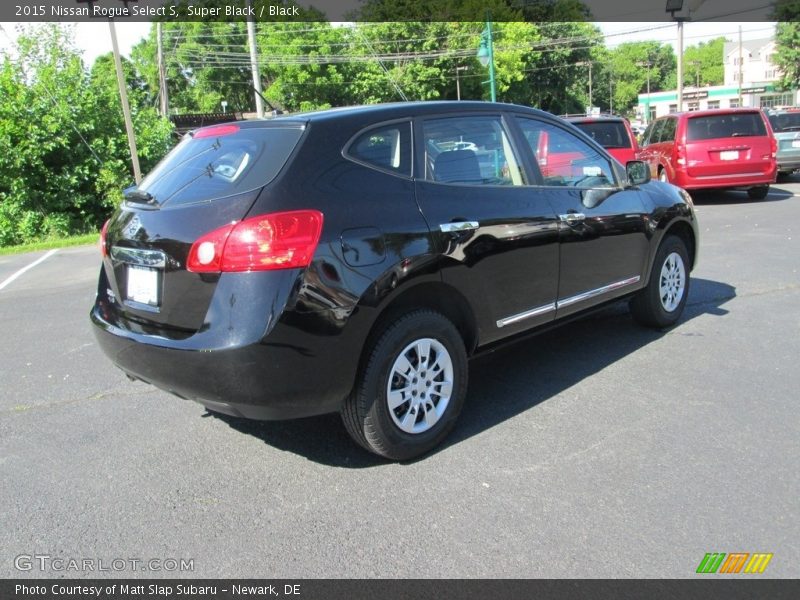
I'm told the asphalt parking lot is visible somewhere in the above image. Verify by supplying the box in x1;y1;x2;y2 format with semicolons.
1;178;799;579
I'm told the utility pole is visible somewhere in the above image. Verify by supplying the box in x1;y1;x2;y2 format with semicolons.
247;0;264;118
157;22;169;117
455;65;468;100
637;60;652;123
676;19;684;111
609;73;613;114
738;25;743;106
109;20;142;185
586;61;593;109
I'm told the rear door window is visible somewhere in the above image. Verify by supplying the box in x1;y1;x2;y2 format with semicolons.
687;113;767;141
138;124;305;207
572;121;631;149
421;116;525;186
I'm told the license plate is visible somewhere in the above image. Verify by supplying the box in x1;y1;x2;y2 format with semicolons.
127;266;159;305
792;140;800;148
719;151;739;160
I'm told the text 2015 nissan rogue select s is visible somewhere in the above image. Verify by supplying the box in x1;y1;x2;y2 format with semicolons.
91;102;699;460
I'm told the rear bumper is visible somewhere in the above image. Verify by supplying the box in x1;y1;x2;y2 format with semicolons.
90;271;365;420
776;156;800;172
674;167;777;190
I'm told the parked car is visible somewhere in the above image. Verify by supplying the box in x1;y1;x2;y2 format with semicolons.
630;122;647;138
639;108;777;199
565;115;641;165
765;107;800;179
91;101;699;460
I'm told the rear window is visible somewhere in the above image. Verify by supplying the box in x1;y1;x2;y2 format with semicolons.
768;112;800;132
137;125;304;207
572;121;631;149
686;113;767;141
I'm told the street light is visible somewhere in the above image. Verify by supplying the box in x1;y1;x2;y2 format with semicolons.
666;0;685;112
476;20;497;102
666;0;707;112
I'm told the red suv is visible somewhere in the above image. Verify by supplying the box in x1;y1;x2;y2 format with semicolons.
565;115;640;165
639;108;777;199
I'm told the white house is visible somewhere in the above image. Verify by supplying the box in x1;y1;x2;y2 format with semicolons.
637;36;798;122
723;38;780;87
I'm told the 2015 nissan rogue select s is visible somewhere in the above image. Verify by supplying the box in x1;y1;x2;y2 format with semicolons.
91;101;699;460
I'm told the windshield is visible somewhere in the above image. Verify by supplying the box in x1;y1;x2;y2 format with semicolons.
572;121;632;149
768;112;800;132
137;125;304;207
686;113;767;141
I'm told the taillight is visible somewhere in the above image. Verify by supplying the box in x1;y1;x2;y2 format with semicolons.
769;136;777;159
187;210;324;273
99;219;110;257
675;143;686;166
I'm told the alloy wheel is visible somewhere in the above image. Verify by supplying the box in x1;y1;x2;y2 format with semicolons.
659;251;686;312
386;338;454;434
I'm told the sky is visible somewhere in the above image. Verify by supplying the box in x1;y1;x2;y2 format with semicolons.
0;21;777;66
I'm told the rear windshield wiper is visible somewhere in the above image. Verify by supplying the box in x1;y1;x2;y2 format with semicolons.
124;189;157;205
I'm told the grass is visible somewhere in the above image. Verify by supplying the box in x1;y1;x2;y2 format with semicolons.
0;233;99;256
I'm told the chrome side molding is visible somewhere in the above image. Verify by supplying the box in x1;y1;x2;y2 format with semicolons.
557;276;641;308
496;303;556;328
496;275;641;328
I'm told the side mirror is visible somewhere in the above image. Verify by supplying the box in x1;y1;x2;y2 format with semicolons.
626;160;651;186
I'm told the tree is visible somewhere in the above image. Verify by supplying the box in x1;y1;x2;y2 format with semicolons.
131;21;255;114
520;22;601;114
0;25;173;246
682;37;725;88
774;22;800;89
593;42;675;116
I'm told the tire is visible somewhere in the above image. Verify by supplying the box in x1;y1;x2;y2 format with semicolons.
630;235;691;329
747;185;769;200
341;310;468;460
658;168;668;183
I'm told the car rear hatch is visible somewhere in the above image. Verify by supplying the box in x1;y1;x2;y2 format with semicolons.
684;111;774;179
768;111;800;166
100;121;306;335
570;119;636;164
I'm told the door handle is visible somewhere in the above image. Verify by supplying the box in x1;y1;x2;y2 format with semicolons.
558;213;586;224
440;221;479;233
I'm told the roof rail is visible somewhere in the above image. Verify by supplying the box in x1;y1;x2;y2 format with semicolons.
562;112;625;120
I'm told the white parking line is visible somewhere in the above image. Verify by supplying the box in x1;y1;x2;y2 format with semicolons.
0;249;59;291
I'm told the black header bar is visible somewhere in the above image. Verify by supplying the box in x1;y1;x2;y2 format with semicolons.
0;0;788;22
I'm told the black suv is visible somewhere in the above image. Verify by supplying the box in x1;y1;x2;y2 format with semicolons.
91;102;699;460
